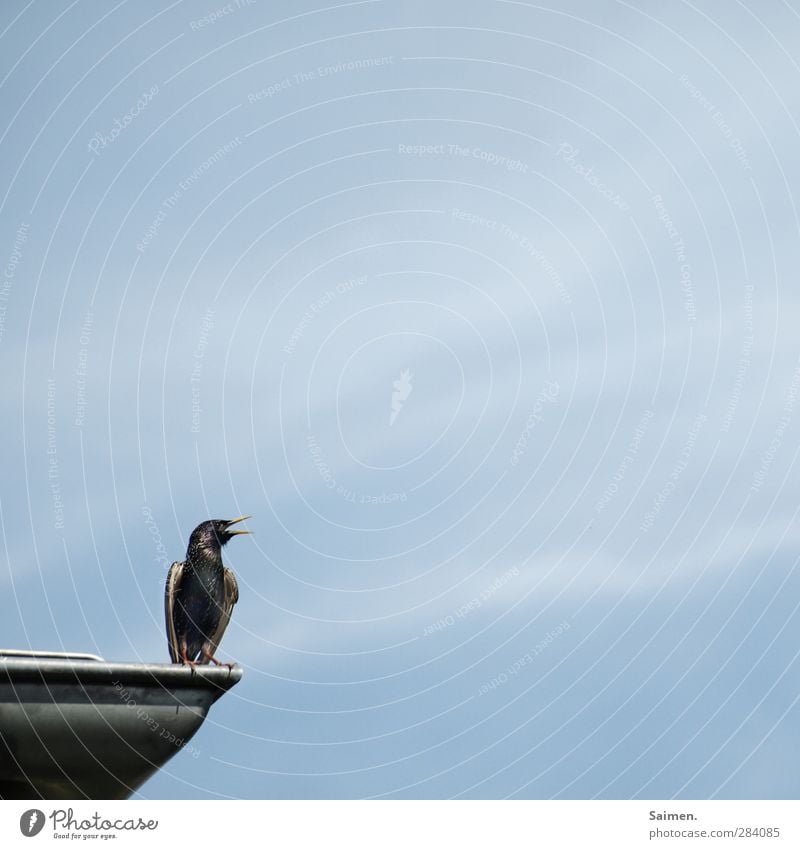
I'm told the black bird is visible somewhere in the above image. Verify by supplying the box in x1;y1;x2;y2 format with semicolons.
165;517;251;667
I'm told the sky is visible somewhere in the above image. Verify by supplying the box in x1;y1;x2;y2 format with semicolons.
2;0;800;800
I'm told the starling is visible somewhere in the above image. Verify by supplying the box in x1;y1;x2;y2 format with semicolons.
164;517;251;667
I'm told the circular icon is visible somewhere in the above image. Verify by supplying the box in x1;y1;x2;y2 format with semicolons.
19;809;45;837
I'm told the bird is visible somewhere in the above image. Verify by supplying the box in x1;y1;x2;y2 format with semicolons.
164;517;251;667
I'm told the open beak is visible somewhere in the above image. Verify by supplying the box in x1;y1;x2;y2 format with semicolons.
225;515;252;535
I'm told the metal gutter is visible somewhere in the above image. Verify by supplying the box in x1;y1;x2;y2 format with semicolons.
0;651;242;799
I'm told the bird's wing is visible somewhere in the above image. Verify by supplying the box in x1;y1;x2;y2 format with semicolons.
164;561;185;663
206;568;239;659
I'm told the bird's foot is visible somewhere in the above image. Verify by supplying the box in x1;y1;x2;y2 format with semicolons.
203;652;236;674
180;650;199;674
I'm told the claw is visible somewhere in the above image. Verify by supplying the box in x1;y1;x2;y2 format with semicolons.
202;650;235;675
180;648;198;674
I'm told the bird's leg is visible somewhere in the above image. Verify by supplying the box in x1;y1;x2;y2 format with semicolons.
180;644;198;673
202;650;235;672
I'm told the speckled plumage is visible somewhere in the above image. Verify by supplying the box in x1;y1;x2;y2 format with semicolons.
164;518;249;665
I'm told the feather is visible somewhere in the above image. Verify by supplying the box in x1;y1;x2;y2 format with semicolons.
204;568;239;660
164;561;184;663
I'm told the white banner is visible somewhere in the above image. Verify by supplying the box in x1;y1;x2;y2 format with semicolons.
1;800;797;848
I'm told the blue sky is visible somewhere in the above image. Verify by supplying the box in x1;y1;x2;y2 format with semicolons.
2;0;800;799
